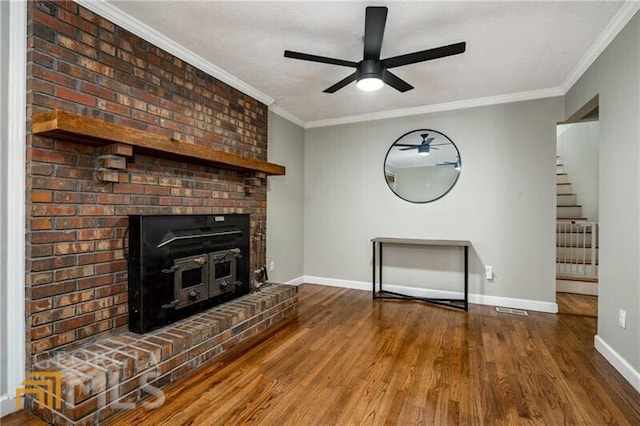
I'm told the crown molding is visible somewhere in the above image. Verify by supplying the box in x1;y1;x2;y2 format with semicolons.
305;87;564;129
75;0;275;107
561;1;640;93
76;0;638;130
269;105;305;128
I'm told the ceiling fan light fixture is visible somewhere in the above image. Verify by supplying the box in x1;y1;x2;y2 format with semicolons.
356;77;384;91
356;59;385;91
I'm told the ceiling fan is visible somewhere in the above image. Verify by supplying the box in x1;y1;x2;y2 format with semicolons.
395;133;447;156
437;157;461;170
283;6;466;93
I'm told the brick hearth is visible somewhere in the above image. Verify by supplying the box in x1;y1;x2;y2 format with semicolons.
25;284;298;425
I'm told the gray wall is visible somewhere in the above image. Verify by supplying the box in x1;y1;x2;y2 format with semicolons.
304;98;563;303
266;112;305;283
557;122;599;220
564;12;639;373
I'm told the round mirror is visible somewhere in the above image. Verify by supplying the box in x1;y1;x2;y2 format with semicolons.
384;129;461;203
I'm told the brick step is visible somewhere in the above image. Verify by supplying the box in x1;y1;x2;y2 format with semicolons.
26;284;298;425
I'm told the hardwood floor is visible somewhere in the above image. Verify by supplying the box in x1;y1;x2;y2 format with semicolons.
0;410;46;425
108;285;639;425
3;286;637;425
557;291;598;317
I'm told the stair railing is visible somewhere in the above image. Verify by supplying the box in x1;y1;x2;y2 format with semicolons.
556;221;598;279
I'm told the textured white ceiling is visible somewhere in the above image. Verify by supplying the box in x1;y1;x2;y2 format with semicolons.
107;1;625;124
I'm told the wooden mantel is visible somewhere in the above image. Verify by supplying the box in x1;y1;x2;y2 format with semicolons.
32;110;286;176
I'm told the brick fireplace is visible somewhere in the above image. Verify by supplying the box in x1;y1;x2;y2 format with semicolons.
21;2;300;423
26;0;275;366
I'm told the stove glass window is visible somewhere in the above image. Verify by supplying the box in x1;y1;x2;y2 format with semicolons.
182;268;203;288
215;261;231;278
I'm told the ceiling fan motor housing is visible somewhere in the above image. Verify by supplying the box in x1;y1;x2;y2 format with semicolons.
357;59;385;81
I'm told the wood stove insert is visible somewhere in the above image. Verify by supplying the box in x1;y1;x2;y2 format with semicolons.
127;214;250;333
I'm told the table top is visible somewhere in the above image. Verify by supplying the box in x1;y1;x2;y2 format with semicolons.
371;237;471;247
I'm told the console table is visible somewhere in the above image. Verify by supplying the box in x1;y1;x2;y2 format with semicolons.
371;237;471;311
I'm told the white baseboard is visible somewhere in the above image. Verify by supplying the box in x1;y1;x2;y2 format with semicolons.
384;284;461;300
470;293;557;313
301;276;558;313
0;395;18;417
594;335;640;393
303;276;371;291
284;276;305;286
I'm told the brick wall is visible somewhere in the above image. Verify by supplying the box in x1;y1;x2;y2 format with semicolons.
26;1;269;364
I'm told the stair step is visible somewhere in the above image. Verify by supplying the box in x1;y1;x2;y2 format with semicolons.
557;259;599;265
556;183;573;195
557;205;583;218
556;164;565;173
556;274;598;283
556;174;570;184
557;262;598;278
556;278;598;296
556;194;577;206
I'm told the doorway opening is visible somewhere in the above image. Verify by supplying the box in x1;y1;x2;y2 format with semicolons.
555;95;599;316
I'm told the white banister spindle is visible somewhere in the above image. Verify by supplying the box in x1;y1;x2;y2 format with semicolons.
556;221;598;279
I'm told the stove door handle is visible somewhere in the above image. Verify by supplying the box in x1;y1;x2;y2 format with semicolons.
162;300;180;309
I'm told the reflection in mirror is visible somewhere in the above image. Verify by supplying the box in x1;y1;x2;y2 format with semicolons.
384;129;461;203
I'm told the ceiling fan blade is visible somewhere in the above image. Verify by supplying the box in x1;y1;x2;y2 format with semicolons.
395;144;420;147
383;42;466;69
400;146;418;151
363;6;387;60
383;71;413;92
323;72;358;93
284;50;358;68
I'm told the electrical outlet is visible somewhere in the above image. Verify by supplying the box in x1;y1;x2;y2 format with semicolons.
269;261;275;271
619;309;626;329
485;265;493;280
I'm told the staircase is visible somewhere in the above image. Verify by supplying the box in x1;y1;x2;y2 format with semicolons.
556;158;598;295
